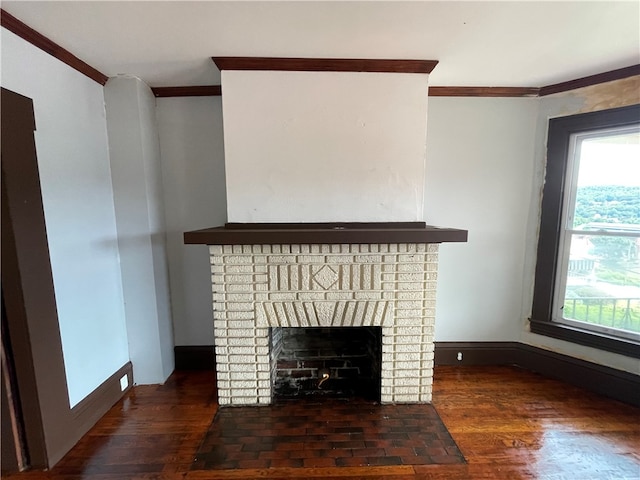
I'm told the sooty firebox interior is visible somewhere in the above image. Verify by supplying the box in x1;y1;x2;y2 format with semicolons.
272;327;382;401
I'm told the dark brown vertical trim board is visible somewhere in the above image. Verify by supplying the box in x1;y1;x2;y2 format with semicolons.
1;88;133;468
0;9;108;85
539;64;640;96
1;293;30;472
212;57;439;73
428;87;540;97
1;88;59;468
152;85;222;97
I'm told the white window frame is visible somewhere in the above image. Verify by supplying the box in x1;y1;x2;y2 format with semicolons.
552;125;640;342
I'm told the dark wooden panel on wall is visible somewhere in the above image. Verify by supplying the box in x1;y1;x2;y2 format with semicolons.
0;9;109;85
212;56;439;74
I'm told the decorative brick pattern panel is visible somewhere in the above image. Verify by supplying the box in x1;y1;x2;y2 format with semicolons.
210;243;439;406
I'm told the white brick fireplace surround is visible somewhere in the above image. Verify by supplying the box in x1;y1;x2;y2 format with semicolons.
185;223;467;406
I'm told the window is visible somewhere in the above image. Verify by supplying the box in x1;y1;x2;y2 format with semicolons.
531;104;640;358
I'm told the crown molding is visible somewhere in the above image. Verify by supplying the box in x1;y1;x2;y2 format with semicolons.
1;9;109;85
429;86;540;97
539;64;640;96
151;85;222;97
2;11;637;98
154;85;542;98
212;57;439;74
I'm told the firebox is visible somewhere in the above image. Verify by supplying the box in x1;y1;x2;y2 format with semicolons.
273;326;382;400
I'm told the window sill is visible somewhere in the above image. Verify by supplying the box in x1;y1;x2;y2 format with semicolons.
530;319;640;359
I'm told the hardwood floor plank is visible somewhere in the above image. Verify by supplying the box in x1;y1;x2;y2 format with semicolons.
3;367;639;480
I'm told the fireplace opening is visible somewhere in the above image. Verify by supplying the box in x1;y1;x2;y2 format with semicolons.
271;327;382;401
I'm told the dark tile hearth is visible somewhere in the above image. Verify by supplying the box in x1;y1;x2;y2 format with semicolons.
192;397;465;470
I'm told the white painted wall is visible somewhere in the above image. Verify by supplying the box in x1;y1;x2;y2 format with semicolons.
1;28;129;407
167;94;538;347
155;97;227;345
158;76;638;376
104;76;174;384
221;70;429;222
424;97;539;342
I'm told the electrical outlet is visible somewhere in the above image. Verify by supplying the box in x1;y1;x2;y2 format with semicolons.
457;352;463;361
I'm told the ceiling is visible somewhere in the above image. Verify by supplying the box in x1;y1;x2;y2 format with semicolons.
2;1;639;88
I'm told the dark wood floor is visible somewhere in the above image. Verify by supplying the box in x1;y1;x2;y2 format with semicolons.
4;366;639;479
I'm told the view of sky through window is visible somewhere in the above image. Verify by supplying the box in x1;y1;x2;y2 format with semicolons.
577;132;640;188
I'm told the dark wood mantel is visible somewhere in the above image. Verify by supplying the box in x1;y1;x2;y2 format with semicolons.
184;222;467;245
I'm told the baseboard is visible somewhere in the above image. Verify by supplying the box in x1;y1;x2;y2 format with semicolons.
43;362;134;466
434;341;521;365
174;342;639;406
71;362;132;428
515;344;639;407
435;341;639;406
173;343;522;370
174;346;215;370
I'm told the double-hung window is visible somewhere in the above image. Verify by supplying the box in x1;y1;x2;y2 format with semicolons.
531;104;640;357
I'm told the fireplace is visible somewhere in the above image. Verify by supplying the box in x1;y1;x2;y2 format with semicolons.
184;222;467;406
184;58;467;406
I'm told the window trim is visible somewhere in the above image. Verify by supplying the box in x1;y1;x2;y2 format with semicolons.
530;104;640;358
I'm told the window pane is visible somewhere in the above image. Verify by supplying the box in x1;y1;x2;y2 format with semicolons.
559;128;640;339
573;131;640;229
564;232;640;335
